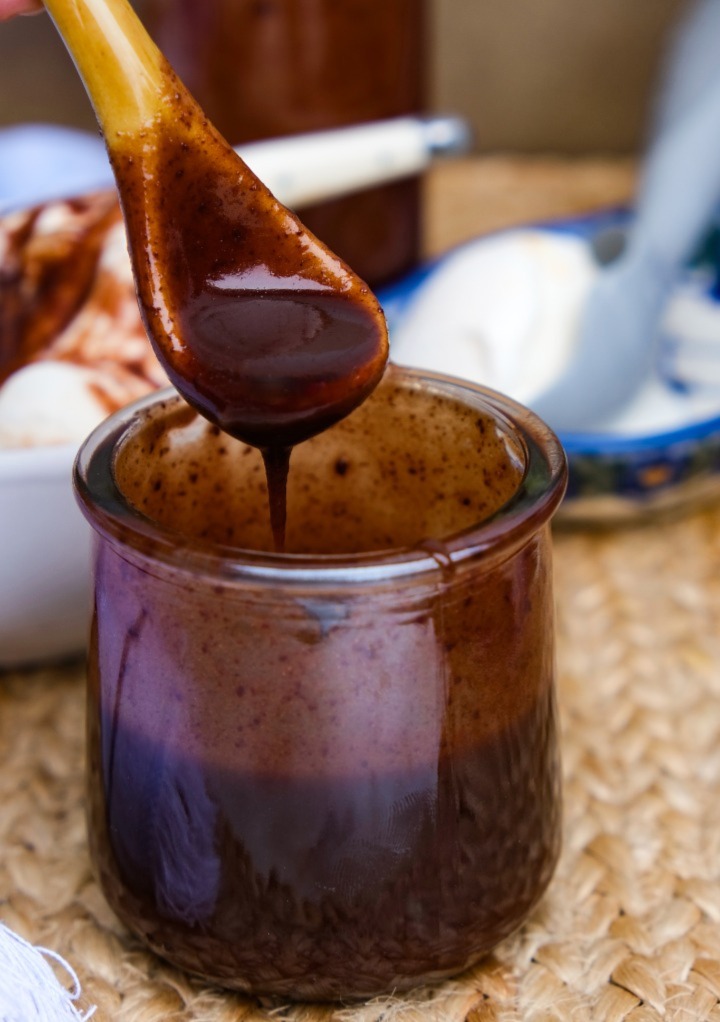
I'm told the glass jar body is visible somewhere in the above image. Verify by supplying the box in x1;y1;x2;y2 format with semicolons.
145;0;426;286
77;369;566;999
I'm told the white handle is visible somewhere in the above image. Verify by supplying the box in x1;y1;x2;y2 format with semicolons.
630;75;720;272
237;116;470;208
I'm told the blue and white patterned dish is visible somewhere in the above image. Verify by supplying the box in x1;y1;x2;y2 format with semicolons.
378;210;720;524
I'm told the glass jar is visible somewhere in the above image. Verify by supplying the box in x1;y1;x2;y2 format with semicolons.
74;366;567;1000
144;0;426;286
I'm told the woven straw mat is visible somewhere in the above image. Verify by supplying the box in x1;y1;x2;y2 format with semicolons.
2;503;720;1022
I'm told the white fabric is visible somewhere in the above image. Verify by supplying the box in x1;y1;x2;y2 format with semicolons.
0;921;95;1022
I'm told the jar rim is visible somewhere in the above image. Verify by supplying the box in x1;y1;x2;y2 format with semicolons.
73;367;567;586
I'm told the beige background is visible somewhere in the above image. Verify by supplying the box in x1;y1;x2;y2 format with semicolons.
0;0;692;153
431;0;690;153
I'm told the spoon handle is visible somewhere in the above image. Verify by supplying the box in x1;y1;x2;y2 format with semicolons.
42;0;165;136
629;74;720;273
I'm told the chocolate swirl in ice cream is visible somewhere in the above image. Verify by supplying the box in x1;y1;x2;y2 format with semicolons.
0;193;166;446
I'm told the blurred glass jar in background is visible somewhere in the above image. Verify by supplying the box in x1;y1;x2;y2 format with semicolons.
144;0;426;287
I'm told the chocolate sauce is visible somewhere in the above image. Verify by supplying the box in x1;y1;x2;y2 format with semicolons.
113;369;527;555
261;444;291;552
109;64;387;547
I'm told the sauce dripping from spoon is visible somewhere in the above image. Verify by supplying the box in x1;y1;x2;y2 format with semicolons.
43;0;389;549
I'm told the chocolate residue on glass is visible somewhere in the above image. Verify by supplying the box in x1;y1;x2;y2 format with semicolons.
0;193;168;433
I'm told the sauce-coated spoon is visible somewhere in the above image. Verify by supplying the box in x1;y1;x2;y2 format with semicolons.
42;0;389;546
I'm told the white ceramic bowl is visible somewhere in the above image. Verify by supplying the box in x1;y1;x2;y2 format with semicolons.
0;442;90;668
381;215;720;525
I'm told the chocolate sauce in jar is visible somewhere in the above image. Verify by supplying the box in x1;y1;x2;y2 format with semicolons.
76;370;567;999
